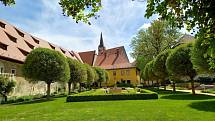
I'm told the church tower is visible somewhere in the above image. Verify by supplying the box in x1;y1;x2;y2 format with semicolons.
98;32;106;55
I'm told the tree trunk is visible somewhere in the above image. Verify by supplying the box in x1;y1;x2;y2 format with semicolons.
3;94;7;102
173;81;176;93
100;82;102;88
191;80;195;95
47;82;51;99
72;83;76;91
163;80;166;90
68;82;72;95
147;80;150;86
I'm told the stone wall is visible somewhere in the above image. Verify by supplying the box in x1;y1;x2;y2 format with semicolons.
0;58;67;97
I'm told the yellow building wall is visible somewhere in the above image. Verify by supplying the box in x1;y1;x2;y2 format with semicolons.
105;67;140;86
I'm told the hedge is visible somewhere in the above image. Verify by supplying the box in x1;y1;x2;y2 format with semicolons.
66;93;158;102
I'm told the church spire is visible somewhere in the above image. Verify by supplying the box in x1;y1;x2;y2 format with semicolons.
98;32;106;55
99;32;104;48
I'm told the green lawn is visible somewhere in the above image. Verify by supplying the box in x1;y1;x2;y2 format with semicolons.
0;89;215;121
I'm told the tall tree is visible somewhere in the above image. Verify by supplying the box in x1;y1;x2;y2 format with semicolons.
22;48;70;98
130;20;180;70
84;64;95;89
67;58;87;94
166;44;197;94
145;0;215;73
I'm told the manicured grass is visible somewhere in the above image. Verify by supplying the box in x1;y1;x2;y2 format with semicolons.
0;89;215;121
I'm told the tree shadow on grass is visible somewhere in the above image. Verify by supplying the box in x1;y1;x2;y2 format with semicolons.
13;98;56;105
189;100;215;112
161;94;215;100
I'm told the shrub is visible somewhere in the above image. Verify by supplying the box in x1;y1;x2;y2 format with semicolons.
67;93;158;102
116;83;134;87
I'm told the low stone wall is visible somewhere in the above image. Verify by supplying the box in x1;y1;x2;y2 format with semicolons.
0;58;68;97
11;76;67;97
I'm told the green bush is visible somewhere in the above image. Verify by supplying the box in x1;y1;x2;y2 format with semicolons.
66;93;158;102
116;83;134;87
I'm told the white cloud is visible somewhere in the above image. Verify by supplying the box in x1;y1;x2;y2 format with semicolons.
0;0;158;62
138;23;151;30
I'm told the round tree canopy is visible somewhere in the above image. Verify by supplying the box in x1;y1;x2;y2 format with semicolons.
23;48;70;84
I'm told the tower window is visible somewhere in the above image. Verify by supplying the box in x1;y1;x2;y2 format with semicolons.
0;42;8;50
0;21;6;28
15;28;24;37
5;32;17;43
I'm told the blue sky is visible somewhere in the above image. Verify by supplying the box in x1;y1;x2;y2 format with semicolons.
0;0;188;62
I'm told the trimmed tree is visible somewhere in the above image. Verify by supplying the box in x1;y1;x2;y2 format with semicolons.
143;62;150;86
191;38;215;74
22;48;70;98
94;67;106;88
67;58;87;94
0;75;15;102
147;60;159;86
166;44;197;94
84;64;95;89
153;50;170;90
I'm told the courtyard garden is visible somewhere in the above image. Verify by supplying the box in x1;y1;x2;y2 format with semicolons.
0;89;215;121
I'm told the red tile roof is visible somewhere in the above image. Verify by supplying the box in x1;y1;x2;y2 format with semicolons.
0;19;80;63
95;46;129;66
79;50;96;66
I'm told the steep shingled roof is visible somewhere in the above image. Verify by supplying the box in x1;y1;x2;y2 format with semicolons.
0;19;80;63
79;50;96;66
95;46;130;66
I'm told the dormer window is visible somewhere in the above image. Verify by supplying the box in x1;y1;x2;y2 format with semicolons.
5;32;17;43
69;51;74;57
0;21;6;28
18;48;29;56
24;40;34;49
15;28;24;37
60;48;66;54
49;43;55;50
32;36;39;44
0;42;8;50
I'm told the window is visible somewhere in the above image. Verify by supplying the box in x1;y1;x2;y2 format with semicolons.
24;40;34;49
0;21;6;28
126;70;130;76
121;70;125;76
5;32;17;43
127;80;131;84
113;71;116;76
15;28;24;37
49;43;55;50
69;51;74;57
0;42;8;50
18;48;29;56
60;48;66;54
11;69;16;75
32;36;40;44
0;67;4;73
122;80;126;83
